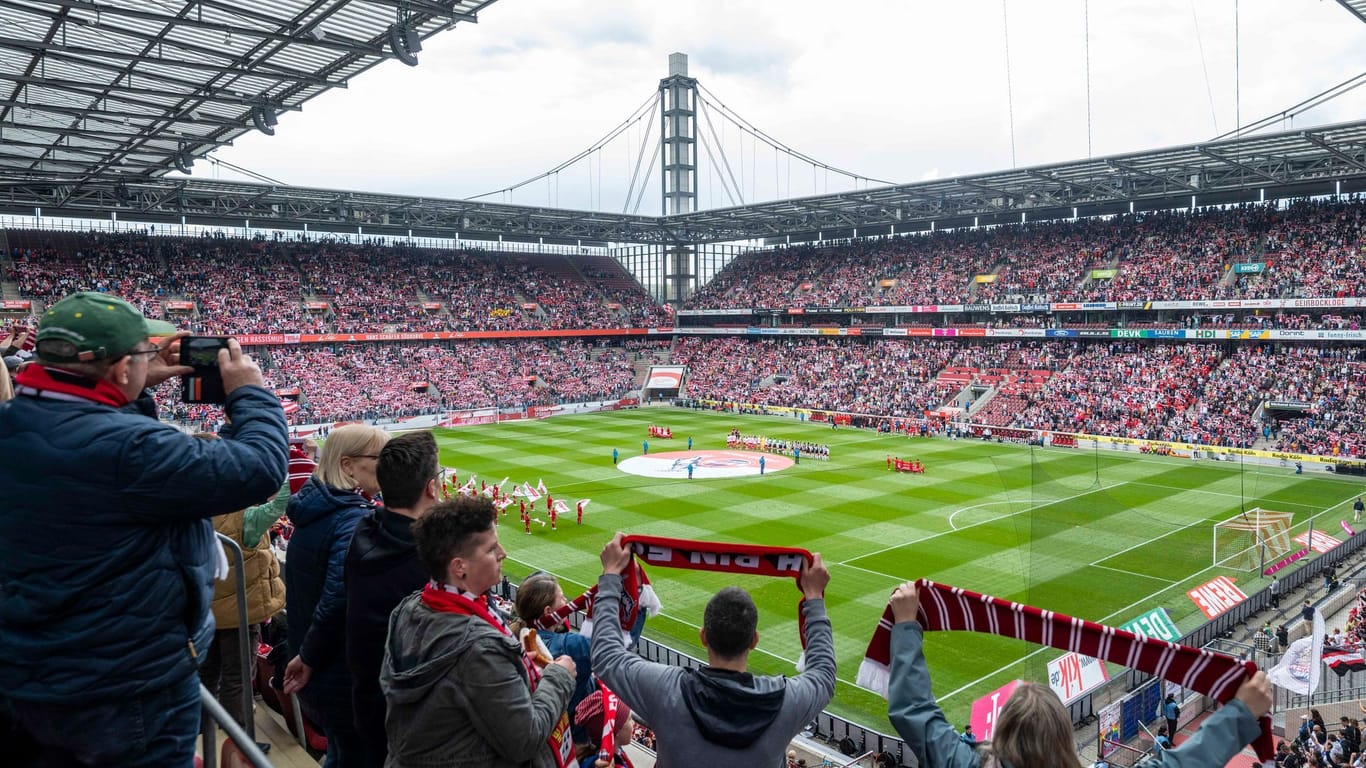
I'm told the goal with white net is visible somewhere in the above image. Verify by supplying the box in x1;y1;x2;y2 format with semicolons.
1212;508;1296;571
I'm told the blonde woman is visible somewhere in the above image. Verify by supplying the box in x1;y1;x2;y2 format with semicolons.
885;581;1271;768
282;423;390;767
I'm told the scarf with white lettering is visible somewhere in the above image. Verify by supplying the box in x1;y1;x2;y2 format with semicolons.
534;535;816;662
858;579;1273;762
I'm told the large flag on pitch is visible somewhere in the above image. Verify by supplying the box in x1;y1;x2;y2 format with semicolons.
1268;608;1324;695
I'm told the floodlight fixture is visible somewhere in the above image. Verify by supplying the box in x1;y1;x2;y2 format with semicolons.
389;22;421;66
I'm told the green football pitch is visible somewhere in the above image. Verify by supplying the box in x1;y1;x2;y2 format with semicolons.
431;407;1364;731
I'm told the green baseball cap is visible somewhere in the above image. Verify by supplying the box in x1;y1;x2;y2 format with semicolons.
36;291;178;363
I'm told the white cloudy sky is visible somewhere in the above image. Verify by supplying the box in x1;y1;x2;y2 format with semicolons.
197;0;1366;214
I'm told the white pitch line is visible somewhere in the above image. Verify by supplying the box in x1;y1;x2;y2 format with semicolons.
840;482;1128;565
1088;563;1177;584
1124;480;1325;508
947;500;1017;531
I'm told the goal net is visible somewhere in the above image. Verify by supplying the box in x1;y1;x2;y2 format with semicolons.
1212;509;1295;571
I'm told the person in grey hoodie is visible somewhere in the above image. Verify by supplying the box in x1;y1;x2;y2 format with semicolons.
590;533;835;768
380;497;577;768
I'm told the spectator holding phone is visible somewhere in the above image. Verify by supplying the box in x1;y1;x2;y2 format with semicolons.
0;291;287;767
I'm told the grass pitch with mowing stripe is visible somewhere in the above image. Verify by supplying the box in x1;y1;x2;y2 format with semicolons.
433;407;1362;731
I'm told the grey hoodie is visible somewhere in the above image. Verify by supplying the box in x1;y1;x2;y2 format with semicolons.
380;591;575;768
590;573;836;768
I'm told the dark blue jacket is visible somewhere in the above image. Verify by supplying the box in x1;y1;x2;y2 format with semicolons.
285;476;374;704
0;384;287;702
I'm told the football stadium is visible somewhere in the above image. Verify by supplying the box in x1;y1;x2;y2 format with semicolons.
2;2;1366;767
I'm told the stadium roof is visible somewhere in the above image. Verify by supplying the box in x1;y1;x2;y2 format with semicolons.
0;3;1363;247
1335;0;1366;24
0;0;495;180
2;118;1364;246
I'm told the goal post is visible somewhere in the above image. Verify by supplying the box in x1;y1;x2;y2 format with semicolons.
1212;508;1296;572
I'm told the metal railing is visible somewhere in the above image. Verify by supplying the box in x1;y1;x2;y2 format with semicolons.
198;532;274;767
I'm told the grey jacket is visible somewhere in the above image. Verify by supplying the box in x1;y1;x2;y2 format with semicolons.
887;621;1263;768
380;591;575;768
590;573;836;768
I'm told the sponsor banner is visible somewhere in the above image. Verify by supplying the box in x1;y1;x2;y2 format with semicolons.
1110;328;1186;339
1045;329;1079;337
0;300;32;311
304;301;328;310
965;303;990;312
163;300;195;311
1090;269;1118;279
938;305;965;313
990;303;1021;312
1187;575;1247;619
973;274;998;284
988;329;1025;337
1022;303;1052;312
787;308;806;315
1267;400;1312;410
1232;262;1266;274
882;328;907;337
238;329;653;345
1077;329;1109;337
1187;329;1228;340
1081;302;1113;310
957;328;987;337
1086;432;1332;465
1229;329;1273;340
971;680;1021;743
238;333;302;346
675;309;757;316
1118;301;1148;309
1120;607;1181;643
1048;651;1110;704
1294;530;1342;554
1264;548;1310;576
1052;303;1081;311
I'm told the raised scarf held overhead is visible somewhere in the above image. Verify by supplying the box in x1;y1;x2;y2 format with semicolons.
534;535;815;659
858;579;1274;763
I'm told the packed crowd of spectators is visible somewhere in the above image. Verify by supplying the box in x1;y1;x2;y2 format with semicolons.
670;336;1366;457
4;232;663;333
155;338;649;426
682;199;1366;309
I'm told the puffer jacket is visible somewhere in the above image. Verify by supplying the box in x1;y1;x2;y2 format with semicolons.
381;591;575;768
0;384;287;702
285;476;374;703
210;494;287;629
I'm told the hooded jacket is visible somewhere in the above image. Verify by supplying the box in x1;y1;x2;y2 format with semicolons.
345;506;426;765
0;383;287;702
380;591;575;768
284;475;375;705
589;573;836;768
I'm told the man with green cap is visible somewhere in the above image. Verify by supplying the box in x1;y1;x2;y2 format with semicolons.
0;291;288;767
